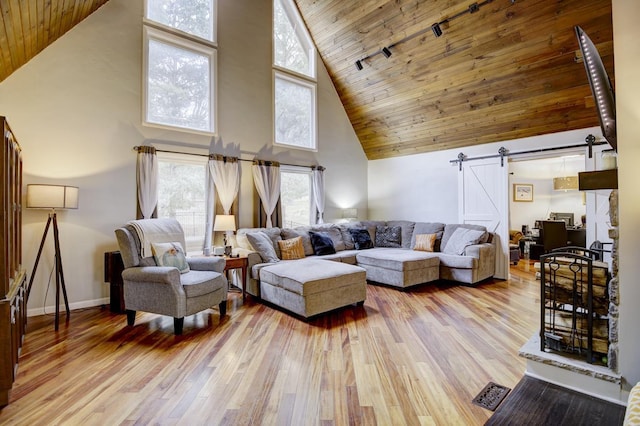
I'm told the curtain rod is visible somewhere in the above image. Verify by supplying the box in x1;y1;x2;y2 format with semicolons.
132;146;324;170
449;135;609;170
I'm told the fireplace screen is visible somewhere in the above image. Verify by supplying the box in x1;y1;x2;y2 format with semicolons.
540;249;610;365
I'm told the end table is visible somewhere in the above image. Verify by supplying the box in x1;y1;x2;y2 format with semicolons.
223;256;248;301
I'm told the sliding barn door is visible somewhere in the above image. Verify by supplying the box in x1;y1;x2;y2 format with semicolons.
585;145;613;265
458;157;509;279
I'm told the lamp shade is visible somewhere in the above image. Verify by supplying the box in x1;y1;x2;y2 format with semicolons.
213;214;236;232
26;184;79;209
553;176;578;191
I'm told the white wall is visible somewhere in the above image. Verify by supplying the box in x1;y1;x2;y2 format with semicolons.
368;128;600;222
613;0;640;392
0;0;368;314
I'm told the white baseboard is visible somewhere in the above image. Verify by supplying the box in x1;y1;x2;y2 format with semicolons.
27;297;110;317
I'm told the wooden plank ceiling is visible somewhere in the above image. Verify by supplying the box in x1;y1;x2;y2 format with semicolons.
0;0;109;83
0;1;613;161
295;0;614;160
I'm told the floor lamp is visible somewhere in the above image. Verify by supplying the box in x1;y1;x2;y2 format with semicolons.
26;184;79;331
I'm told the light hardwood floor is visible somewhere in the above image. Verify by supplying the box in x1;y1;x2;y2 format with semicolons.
0;263;539;425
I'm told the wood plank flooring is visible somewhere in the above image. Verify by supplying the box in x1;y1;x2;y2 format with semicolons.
1;264;542;425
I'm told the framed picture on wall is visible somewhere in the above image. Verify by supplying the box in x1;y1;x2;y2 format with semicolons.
513;183;534;202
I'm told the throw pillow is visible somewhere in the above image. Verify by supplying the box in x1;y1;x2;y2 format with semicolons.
375;225;402;248
246;231;280;263
442;228;487;255
278;236;306;260
309;231;336;256
348;228;373;250
151;242;190;274
414;233;437;252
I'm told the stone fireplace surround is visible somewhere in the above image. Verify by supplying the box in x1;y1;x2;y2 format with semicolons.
519;189;623;404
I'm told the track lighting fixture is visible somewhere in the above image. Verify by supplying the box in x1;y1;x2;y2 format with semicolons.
431;23;443;37
354;0;515;71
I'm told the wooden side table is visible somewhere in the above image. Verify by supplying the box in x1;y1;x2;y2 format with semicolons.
224;256;248;301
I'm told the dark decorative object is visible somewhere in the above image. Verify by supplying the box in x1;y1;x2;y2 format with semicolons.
472;382;511;411
575;25;616;151
375;225;402;248
348;228;374;250
309;231;336;256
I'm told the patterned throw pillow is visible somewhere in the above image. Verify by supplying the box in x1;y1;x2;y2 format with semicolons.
278;236;306;260
151;242;190;274
414;233;437;252
309;231;336;255
375;225;402;248
348;228;373;250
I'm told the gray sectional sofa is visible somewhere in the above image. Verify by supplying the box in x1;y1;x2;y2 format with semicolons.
231;220;496;301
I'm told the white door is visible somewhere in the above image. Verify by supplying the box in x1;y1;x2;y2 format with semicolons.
458;157;509;279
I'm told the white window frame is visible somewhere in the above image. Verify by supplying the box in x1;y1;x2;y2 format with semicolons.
142;0;217;135
280;165;314;227
156;152;208;255
273;71;318;152
144;0;217;44
273;0;317;151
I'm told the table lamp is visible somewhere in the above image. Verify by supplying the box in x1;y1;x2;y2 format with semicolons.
213;214;236;256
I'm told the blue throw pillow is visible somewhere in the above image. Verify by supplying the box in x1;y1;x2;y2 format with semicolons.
309;231;336;255
348;228;373;250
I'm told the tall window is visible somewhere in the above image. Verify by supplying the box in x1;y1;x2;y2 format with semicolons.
157;153;208;254
280;167;313;227
143;0;217;134
273;0;317;150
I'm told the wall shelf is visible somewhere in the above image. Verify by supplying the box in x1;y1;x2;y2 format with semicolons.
578;169;618;190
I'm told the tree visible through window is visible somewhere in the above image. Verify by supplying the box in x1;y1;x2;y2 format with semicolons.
273;0;317;150
157;154;207;254
281;168;312;227
144;0;216;134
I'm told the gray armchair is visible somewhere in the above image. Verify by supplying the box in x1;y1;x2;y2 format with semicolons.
115;219;228;335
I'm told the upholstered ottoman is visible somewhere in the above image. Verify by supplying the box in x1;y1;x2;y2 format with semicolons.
259;259;366;318
355;248;440;288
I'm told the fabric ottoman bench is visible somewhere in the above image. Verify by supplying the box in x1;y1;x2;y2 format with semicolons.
259;258;367;318
355;248;440;288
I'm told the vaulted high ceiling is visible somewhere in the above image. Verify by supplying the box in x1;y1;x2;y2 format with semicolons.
0;1;613;160
296;0;614;159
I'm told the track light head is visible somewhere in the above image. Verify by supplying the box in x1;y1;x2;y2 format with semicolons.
355;60;363;71
431;23;443;37
382;47;392;58
468;3;479;13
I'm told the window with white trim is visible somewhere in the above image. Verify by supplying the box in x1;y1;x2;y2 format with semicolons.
273;0;317;150
280;166;313;227
143;0;217;134
157;152;208;254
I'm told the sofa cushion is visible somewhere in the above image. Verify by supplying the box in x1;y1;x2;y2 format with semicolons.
414;233;437;252
278;236;306;260
441;224;488;251
442;228;487;255
375;225;402;248
435;253;477;269
151;241;190;273
338;224;356;250
282;227;314;256
387;220;416;249
349;228;374;250
356;248;439;272
309;231;336;255
310;225;346;251
180;270;225;297
246;231;280;263
359;220;386;244
237;227;283;257
410;222;446;251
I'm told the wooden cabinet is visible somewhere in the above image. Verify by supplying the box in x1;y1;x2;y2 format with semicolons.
0;116;26;407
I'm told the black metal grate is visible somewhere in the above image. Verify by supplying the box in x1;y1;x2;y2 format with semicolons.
472;382;511;411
